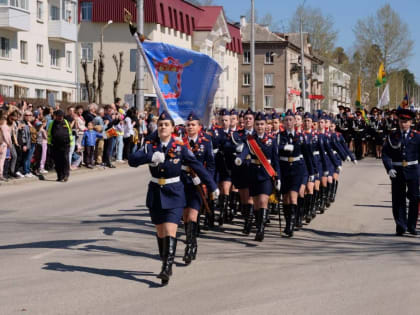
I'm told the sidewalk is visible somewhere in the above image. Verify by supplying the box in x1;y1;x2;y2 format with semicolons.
0;162;131;187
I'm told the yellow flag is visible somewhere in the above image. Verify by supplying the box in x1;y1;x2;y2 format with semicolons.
355;77;361;107
375;62;386;86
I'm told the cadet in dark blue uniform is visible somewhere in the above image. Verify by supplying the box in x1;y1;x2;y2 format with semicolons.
317;115;340;212
181;111;215;264
302;113;318;223
228;109;241;220
238;112;281;241
382;109;420;236
128;111;218;285
277;110;313;237
232;108;255;234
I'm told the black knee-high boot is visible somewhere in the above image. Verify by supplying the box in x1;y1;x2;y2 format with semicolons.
295;197;304;230
156;236;163;259
192;221;198;260
157;236;177;286
311;192;317;219
304;194;313;223
325;183;332;208
283;204;295;237
243;204;254;235
319;186;327;213
332;180;339;202
255;208;267;242
218;194;229;226
183;222;196;265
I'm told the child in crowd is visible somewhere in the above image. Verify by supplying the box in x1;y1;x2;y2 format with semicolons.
82;121;103;168
36;119;48;174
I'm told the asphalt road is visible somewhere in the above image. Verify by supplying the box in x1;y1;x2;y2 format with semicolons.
0;159;419;315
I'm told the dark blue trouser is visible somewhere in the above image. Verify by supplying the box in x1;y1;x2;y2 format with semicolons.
391;175;419;231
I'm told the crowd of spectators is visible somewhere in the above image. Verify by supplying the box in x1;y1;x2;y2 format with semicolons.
0;98;156;182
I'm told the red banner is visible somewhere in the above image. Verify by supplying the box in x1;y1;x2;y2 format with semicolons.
309;94;325;100
247;135;276;179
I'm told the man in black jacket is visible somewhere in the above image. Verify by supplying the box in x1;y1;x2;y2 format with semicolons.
48;110;72;182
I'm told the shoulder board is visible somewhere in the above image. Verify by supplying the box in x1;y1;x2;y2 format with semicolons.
201;136;210;142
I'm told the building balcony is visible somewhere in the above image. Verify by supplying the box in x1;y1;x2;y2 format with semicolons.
0;5;30;32
48;20;77;43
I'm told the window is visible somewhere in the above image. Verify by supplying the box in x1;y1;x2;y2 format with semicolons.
243;51;250;64
36;44;43;64
265;51;274;64
173;9;178;30
264;73;274;86
81;2;92;21
81;43;93;62
50;5;59;20
242;95;250;105
264;95;273;108
0;0;7;4
80;84;93;102
20;41;27;62
312;64;318;74
50;48;60;67
0;84;12;97
66;51;72;69
10;0;28;10
14;85;29;98
179;12;184;32
243;73;250;86
159;3;165;26
191;17;195;29
37;1;43;20
0;37;10;58
35;89;45;99
168;7;173;28
186;14;190;34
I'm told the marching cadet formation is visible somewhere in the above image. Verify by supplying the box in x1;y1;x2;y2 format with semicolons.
128;105;419;286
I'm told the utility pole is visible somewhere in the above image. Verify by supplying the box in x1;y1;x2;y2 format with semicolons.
136;0;145;111
250;0;255;111
299;13;306;111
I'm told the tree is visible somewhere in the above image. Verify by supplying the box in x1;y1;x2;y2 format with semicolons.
244;9;282;32
97;52;104;104
331;47;349;65
288;5;338;58
113;52;124;101
353;4;413;70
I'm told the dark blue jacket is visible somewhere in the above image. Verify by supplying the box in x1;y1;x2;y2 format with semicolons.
181;134;215;186
382;129;420;180
128;137;217;210
239;133;280;181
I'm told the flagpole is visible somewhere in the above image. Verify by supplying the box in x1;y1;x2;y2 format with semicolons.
132;32;169;113
250;0;255;111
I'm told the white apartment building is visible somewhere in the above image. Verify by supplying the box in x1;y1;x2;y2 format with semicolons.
0;0;78;102
323;64;351;113
77;0;241;108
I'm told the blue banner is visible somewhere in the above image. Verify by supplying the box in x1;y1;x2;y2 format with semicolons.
142;42;222;126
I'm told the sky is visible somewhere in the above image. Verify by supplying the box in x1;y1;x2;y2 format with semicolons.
215;0;420;82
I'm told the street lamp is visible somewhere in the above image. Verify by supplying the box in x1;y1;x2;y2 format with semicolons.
100;20;113;53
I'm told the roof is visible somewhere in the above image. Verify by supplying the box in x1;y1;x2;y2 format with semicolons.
194;6;223;31
241;23;284;42
78;0;242;54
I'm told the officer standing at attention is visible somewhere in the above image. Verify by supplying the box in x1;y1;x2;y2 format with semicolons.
181;111;215;264
128;111;219;285
382;108;420;236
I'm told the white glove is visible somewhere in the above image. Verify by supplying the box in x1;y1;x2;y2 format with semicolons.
192;176;201;186
275;179;281;192
234;157;242;166
236;143;244;153
211;188;220;200
309;175;315;182
151;152;165;164
323;171;329;176
346;156;351;162
337;166;342;172
388;169;397;178
284;144;294;152
352;160;358;165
